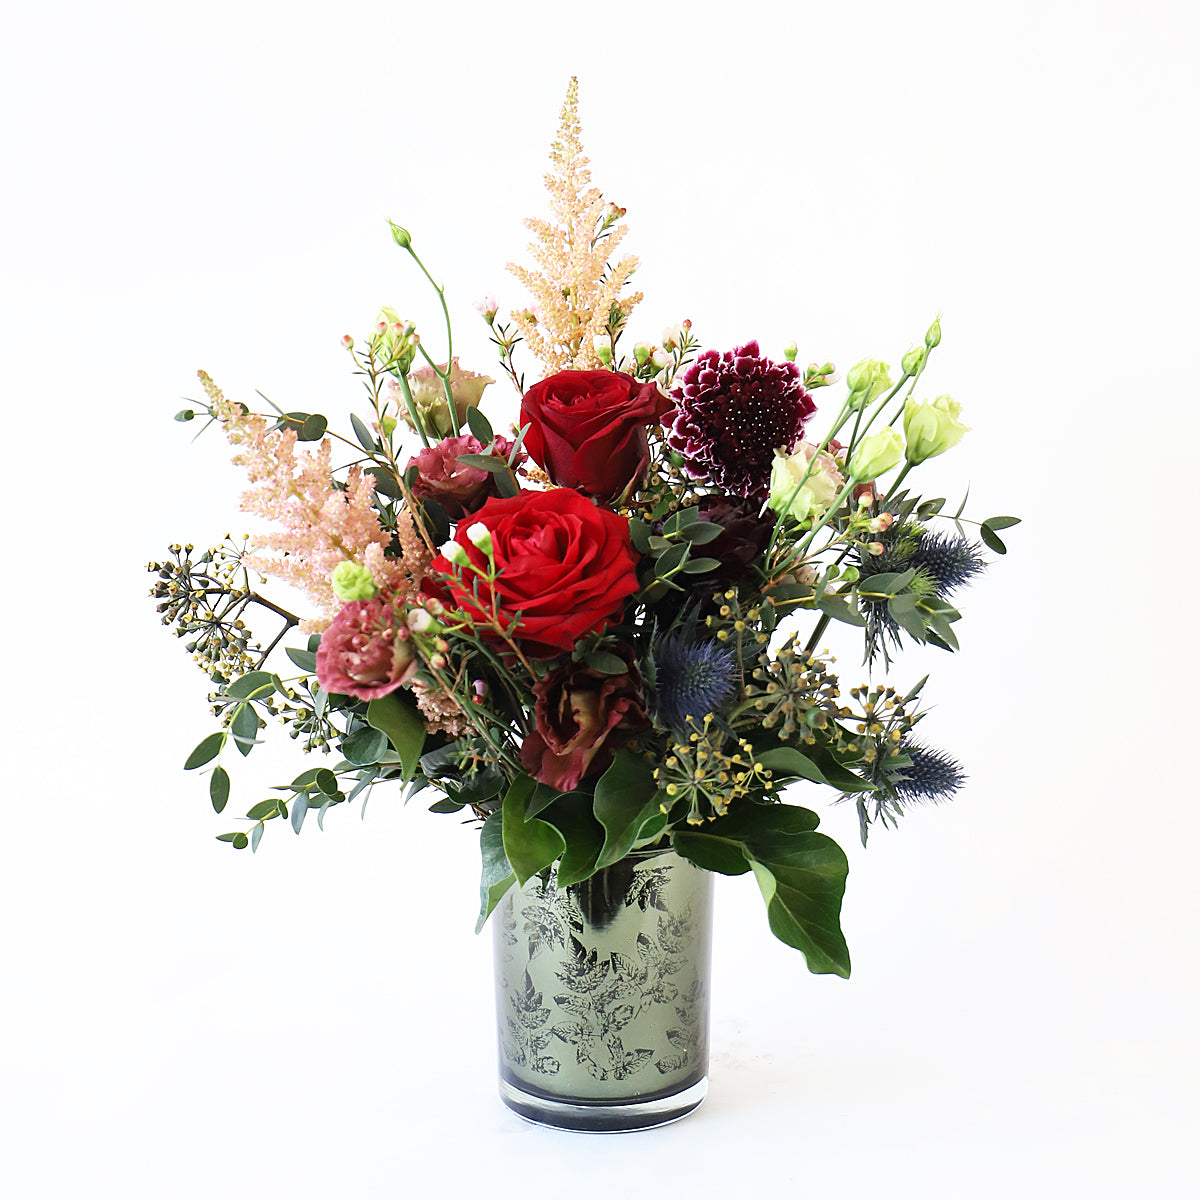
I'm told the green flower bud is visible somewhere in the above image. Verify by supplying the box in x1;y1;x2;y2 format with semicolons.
389;221;412;249
848;428;905;481
381;414;397;439
440;540;470;569
466;522;493;556
845;358;893;409
901;345;925;377
782;341;798;363
924;316;942;349
330;561;377;602
903;395;969;464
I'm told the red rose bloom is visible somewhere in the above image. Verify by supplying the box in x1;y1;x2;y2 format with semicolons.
520;370;670;501
425;488;640;656
519;651;650;791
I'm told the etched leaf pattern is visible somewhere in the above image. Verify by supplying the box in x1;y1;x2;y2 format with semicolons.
498;863;707;1083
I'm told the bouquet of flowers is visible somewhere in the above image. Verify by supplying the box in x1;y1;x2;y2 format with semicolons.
150;80;1016;980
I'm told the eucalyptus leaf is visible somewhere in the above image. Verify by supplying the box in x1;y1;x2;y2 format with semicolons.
583;651;629;675
291;791;310;834
456;453;509;473
628;519;654;554
887;593;928;641
227;671;275;701
286;647;317;673
681;557;722;575
654;542;690;578
231;833;249;850
365;466;401;500
246;799;278;821
465;406;494;444
298;414;328;442
680;521;724;545
350;412;377;453
982;515;1021;531
816;594;867;627
980;525;1008;555
230;704;259;757
251;822;264;852
342;726;389;766
184;731;225;770
209;767;230;813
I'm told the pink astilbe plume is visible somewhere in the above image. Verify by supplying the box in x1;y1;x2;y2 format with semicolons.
507;77;642;373
197;371;431;629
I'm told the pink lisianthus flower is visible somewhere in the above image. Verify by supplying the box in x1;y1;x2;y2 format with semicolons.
406;434;522;520
315;592;419;700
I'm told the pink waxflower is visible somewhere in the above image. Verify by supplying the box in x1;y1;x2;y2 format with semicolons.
315;592;419;700
406;434;522;520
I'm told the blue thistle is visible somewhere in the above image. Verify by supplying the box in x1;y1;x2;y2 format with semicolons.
889;740;966;805
651;637;739;730
910;532;985;596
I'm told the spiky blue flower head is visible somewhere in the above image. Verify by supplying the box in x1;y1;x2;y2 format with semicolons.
651;637;739;730
889;740;966;805
910;532;986;596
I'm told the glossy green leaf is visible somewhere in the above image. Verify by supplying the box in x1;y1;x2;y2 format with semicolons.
502;775;565;886
476;811;516;933
755;747;835;787
593;750;661;869
209;767;230;813
680;521;724;545
654;542;689;577
583;651;628;675
537;794;605;888
315;769;339;795
366;692;426;781
298;414;327;442
184;731;225;770
245;799;278;821
681;557;722;575
231;832;249;850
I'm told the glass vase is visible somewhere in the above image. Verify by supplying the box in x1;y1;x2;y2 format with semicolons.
492;848;713;1132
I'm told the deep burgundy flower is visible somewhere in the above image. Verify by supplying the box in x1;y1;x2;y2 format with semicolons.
663;340;816;501
406;434;521;520
519;650;650;791
316;593;418;701
689;496;777;591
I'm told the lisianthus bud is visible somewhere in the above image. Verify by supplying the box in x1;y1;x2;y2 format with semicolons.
389;221;412;249
848;428;905;480
845;358;893;409
901;345;925;376
925;316;942;349
903;395;969;464
330;561;377;602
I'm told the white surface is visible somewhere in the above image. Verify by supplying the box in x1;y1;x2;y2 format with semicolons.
2;2;1196;1196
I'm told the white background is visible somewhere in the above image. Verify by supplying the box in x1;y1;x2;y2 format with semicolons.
2;1;1197;1196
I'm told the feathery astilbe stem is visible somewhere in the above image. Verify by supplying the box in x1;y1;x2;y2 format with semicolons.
198;371;429;629
506;78;642;373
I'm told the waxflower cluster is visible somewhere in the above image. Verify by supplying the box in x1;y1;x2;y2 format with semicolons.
153;80;1016;977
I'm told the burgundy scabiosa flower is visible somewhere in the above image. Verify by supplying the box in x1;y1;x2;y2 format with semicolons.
664;340;816;501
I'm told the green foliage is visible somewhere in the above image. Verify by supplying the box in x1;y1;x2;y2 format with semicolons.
476;811;515;933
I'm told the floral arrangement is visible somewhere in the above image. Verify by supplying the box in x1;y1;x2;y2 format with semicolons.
150;80;1017;978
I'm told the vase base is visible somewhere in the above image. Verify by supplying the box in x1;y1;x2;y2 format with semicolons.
498;1076;708;1133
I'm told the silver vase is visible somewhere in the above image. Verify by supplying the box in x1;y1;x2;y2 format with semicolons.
493;849;713;1132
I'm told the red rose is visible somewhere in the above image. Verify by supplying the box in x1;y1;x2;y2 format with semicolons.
520;370;670;501
424;488;640;656
519;651;650;791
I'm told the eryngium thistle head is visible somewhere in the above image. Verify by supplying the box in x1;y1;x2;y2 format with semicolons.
652;637;739;730
888;740;966;805
910;532;985;596
664;341;816;501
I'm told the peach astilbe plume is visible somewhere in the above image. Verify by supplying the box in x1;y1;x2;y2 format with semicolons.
197;371;430;629
507;77;642;373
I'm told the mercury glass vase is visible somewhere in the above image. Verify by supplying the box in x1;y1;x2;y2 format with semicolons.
492;848;713;1132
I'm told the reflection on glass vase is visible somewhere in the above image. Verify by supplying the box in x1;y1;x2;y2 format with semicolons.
493;849;714;1133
